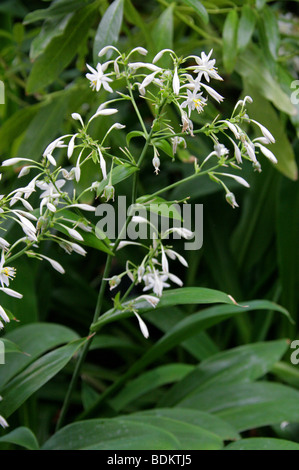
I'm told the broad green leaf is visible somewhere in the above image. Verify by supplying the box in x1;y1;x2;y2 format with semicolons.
30;14;74;60
126;130;145;147
238;47;296;116
225;438;299;451
0;323;79;389
27;3;98;93
0;338;25;355
223;9;238;73
151;5;173;67
277;176;299;315
136;196;183;221
145;306;219;361
19;94;69;161
123;0;152;48
93;0;124;64
0;338;85;418
261;5;279;59
159;339;288;406
181;0;208;24
120;414;223;450
137;408;239;442
179;381;299;432
237;4;256;52
91;287;236;330
96;163;139;197
242;83;297;180
110;364;194;411
24;0;92;24
0;426;39;450
42;418;180;450
0;104;41;154
154;139;175;159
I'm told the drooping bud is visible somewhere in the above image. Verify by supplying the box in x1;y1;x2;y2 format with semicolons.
225;192;239;209
102;184;115;202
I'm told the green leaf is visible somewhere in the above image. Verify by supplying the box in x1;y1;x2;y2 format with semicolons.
93;0;124;64
0;338;25;355
181;0;208;24
277;175;299;315
136;196;183;221
24;0;93;24
243;83;297;180
238;47;296;116
160;339;288;407
225;438;299;451
261;5;279;59
223;9;239;73
0;338;85;418
154;139;174;159
137;408;239;442
151;5;173;67
0;323;79;389
42;418;180;449
110;364;194;411
178;381;299;433
120;414;223;450
27;3;98;93
96;163;139;197
0;104;41;154
30;14;74;60
237;4;256;52
126;130;145;147
91;287;236;330
19;94;69;161
0;427;39;450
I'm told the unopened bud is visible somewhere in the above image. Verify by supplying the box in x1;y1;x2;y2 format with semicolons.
152;156;160;175
102;184;115;202
225;192;239;209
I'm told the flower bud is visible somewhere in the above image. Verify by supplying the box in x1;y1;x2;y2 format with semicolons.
152;155;160;175
225;192;239;209
102;184;115;202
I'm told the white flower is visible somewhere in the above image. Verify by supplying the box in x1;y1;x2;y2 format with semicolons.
188;50;223;82
152;149;160;175
71;113;84;127
255;143;277;164
98;147;107;180
0;287;23;299
85;63;113;93
133;311;149;339
171;136;186;154
0;238;10;251
2;157;36;167
39;254;65;274
67;133;78;158
200;83;224;103
165;248;188;267
135;295;160;308
217;172;250;188
58;223;84;242
0;415;9;429
214;143;229;158
181;89;207;117
0;305;10;323
172;67;180;95
181;111;194;136
142;267;170;297
250;119;275;144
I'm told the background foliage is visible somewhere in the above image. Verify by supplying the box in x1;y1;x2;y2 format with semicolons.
0;0;299;450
